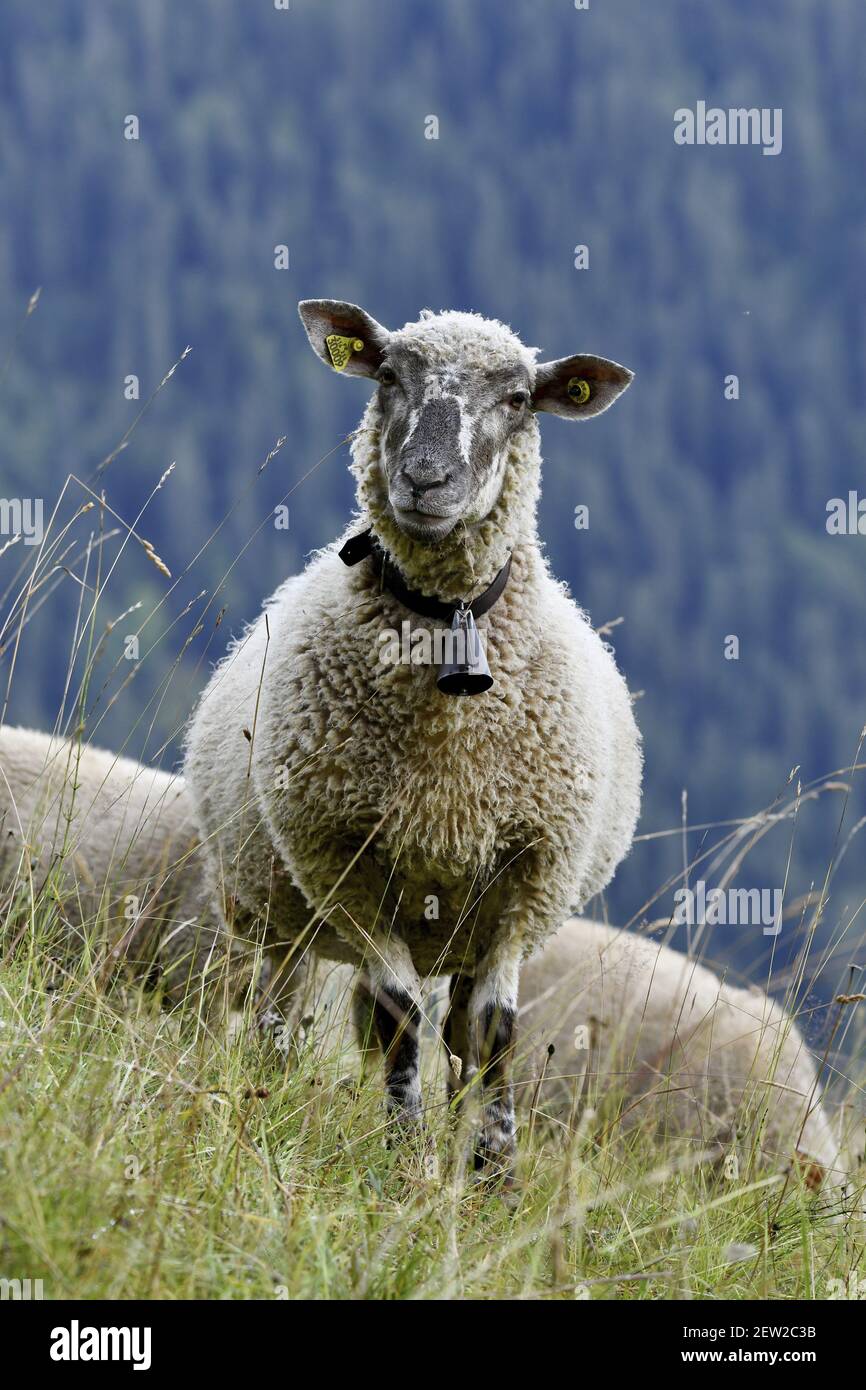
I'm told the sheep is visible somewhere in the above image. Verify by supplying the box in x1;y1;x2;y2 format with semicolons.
512;917;843;1183
184;299;642;1176
0;724;216;1000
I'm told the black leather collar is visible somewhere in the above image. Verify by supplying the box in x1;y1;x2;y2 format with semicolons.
338;527;512;623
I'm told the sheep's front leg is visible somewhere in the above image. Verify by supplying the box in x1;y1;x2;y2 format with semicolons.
469;943;521;1180
279;830;423;1120
355;934;423;1123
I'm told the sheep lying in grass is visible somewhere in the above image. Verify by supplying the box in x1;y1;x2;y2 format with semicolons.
183;299;642;1175
0;725;215;1000
512;917;842;1184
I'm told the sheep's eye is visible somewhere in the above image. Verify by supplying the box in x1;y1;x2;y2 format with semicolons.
377;365;397;386
508;390;529;409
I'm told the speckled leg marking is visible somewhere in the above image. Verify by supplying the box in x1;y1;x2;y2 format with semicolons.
443;971;476;1105
469;950;520;1179
373;982;422;1121
355;939;423;1122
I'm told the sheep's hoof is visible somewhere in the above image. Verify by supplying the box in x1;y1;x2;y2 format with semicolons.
472;1105;517;1186
384;1100;425;1147
472;1161;520;1204
472;1140;518;1197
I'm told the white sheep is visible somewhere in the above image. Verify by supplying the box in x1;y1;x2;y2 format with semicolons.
184;299;642;1174
512;917;843;1183
0;725;215;999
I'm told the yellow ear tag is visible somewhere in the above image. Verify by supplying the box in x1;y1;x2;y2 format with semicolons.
567;377;591;405
325;334;365;371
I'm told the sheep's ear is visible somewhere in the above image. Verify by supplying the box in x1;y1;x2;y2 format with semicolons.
298;299;390;379
532;354;633;419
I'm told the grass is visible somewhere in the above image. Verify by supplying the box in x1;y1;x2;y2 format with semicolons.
0;916;863;1302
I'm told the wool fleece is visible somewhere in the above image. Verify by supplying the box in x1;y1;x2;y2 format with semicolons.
0;725;209;989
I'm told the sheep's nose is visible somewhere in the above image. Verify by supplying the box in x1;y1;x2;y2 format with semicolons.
400;462;452;497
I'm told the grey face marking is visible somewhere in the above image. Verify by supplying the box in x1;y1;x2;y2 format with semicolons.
375;349;532;542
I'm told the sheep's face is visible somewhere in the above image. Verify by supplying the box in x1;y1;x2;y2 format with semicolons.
299;301;634;544
370;341;535;542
